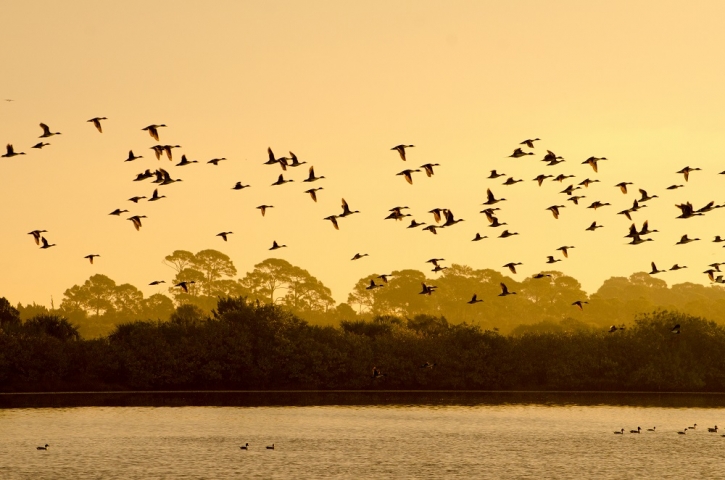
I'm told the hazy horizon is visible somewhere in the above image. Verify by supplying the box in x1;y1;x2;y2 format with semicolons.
3;0;725;308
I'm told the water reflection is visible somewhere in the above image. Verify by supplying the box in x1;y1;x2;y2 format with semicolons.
3;391;725;409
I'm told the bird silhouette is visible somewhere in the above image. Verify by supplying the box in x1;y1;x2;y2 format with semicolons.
87;117;107;133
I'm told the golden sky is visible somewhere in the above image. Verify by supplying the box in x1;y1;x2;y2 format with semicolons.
2;1;725;306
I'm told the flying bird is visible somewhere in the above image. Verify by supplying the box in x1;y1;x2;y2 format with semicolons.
87;117;107;133
175;281;195;293
39;123;61;138
304;188;323;202
84;254;100;264
2;144;25;157
32;142;50;149
127;215;147;231
142;124;166;141
217;232;233;241
391;144;414;160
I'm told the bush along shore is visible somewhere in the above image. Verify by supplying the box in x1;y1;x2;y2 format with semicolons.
1;296;724;392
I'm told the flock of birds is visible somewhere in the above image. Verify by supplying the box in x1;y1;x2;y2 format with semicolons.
613;424;725;436
7;117;725;333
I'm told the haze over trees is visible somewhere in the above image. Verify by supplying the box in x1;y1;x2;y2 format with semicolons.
8;249;725;338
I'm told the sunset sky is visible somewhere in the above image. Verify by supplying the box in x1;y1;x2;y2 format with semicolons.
2;1;725;307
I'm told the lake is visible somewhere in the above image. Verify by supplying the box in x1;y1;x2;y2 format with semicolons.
1;392;724;479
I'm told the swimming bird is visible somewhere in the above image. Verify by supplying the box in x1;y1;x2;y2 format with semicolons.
503;262;522;274
672;324;681;334
498;230;519;238
676;235;699;245
142;124;166;141
339;198;359;217
257;205;274;217
351;253;369;260
271;174;293;186
557;246;574;258
304;188;323;202
148;189;166;202
28;230;47;245
391;144;414;160
240;443;249;450
546;256;561;264
649;262;666;274
467;294;483;304
520;138;540;148
472;233;487;241
647;427;656;432
217;232;233;241
499;283;516;296
2;144;25;157
629;426;641;434
207;157;227;166
677;166;701;182
127;215;147;231
397;169;420;185
408;219;426;228
483;188;506;205
615;182;633;194
84;254;100;264
175;281;195;293
489;170;506;179
547;205;565;219
40;237;56;249
32;142;50;149
39;123;61;137
87;117;107;133
503;177;523;186
149;280;166;286
269;241;286;250
585;222;603;231
232;182;251;190
614;429;624;435
533;174;553;186
509;148;533;158
37;444;49;450
708;426;718;433
688;423;697;429
324;215;339;230
677;429;687;435
608;325;619;333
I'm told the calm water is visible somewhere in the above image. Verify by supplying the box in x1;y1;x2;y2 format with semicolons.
1;392;725;479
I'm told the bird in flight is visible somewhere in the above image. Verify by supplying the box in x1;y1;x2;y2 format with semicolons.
216;232;233;241
32;142;50;149
39;123;61;138
28;230;47;245
257;205;274;216
520;138;540;148
2;144;25;157
304;188;323;202
127;215;147;231
467;294;483;304
87;117;107;133
391;144;414;160
269;241;287;250
84;254;100;264
207;157;227;166
142;124;166;141
175;281;195;293
40;237;56;249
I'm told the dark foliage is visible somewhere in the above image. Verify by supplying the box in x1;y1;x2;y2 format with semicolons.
2;296;725;392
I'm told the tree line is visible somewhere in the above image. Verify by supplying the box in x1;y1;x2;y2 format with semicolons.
11;249;725;338
2;296;724;392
